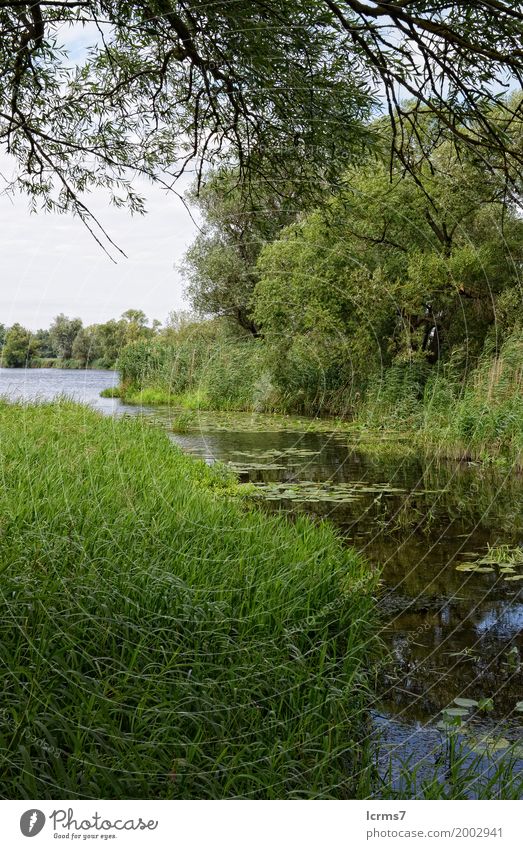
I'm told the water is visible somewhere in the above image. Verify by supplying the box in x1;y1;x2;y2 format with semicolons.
3;369;523;790
0;367;121;414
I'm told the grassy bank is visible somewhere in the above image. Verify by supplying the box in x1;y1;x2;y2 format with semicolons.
114;328;523;469
28;358;113;370
0;401;378;799
0;358;113;370
358;333;523;470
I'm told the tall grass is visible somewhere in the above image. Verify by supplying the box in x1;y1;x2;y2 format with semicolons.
355;333;523;467
427;333;523;466
116;318;523;465
0;401;378;799
117;322;272;412
373;741;523;800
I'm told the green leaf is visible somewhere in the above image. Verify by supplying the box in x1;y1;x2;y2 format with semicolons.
442;707;469;717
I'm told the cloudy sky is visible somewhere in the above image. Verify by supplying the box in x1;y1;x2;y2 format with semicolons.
0;21;199;331
0;169;198;331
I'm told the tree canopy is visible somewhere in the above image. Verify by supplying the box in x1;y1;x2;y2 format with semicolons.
1;2;522;250
253;135;523;410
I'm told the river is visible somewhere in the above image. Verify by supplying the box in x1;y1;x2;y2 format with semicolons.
2;368;522;794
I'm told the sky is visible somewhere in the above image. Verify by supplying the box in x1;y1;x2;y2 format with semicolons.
0;168;198;332
0;20;199;332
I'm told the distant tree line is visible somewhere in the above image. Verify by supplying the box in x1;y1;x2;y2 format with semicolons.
0;310;162;369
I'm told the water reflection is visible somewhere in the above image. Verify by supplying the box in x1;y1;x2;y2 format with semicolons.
172;423;523;735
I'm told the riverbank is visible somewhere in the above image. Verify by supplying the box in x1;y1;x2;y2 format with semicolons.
0;400;378;799
106;384;523;472
0;358;114;370
111;329;523;471
28;357;113;369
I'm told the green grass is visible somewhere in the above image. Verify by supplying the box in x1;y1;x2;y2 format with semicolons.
0;400;378;799
99;386;121;398
119;386;207;408
115;326;523;467
28;358;111;370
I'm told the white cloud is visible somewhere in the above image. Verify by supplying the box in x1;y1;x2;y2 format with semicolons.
0;174;198;330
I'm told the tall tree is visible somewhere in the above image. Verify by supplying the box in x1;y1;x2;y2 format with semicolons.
2;324;37;367
71;326;100;367
182;168;299;334
253;137;523;410
34;328;56;359
95;319;128;367
49;314;82;360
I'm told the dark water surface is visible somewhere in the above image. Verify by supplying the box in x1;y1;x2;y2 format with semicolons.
3;369;523;790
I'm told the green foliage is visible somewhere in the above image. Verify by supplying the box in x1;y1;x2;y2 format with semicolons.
183;167;302;333
0;401;377;798
1;2;522;256
115;115;523;461
49;313;83;360
429;333;523;465
254;145;522;395
118;319;268;412
33;328;55;359
94;319;128;367
1;323;37;367
71;326;100;367
0;310;160;371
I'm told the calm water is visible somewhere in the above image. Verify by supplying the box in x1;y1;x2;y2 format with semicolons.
3;368;523;790
0;367;121;413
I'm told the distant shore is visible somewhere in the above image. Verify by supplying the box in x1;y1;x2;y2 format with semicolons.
0;358;115;370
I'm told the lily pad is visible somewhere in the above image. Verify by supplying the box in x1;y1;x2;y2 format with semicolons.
453;697;478;708
442;707;470;717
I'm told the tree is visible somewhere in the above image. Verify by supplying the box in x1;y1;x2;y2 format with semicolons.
72;326;100;367
253;137;523;410
49;314;83;360
182;168;298;334
0;2;522;251
95;320;128;367
2;324;37;367
33;328;56;359
120;310;149;344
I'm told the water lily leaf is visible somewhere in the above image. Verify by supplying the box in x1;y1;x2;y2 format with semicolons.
490;738;511;751
442;707;469;717
453;697;478;708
